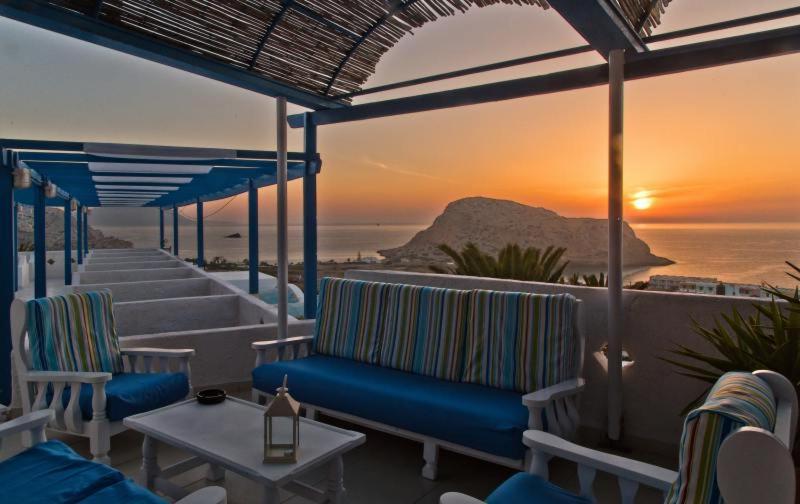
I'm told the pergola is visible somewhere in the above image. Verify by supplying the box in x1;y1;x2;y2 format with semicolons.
1;0;799;441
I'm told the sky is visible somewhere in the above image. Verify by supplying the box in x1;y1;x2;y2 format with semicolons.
0;1;798;226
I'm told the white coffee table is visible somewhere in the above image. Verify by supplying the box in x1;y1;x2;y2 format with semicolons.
124;397;365;503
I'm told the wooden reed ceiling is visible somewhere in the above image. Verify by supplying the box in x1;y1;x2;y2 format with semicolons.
48;0;672;101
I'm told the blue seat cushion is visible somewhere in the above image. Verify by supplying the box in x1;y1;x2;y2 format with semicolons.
253;355;529;459
487;473;591;504
0;439;162;503
55;372;189;421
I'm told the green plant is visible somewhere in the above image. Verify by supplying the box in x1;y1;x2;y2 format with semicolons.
430;242;568;283
663;261;800;414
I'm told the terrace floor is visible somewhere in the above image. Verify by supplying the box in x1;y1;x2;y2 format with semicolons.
3;389;671;504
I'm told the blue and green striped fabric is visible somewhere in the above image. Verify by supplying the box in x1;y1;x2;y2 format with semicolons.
26;290;123;374
462;290;577;393
379;284;470;380
313;278;391;364
665;372;777;504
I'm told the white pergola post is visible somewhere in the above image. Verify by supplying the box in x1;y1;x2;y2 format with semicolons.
276;96;289;340
607;48;625;441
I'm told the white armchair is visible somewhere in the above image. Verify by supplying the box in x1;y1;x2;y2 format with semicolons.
10;297;195;464
442;370;797;504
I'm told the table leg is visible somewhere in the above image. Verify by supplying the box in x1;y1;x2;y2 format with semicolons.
139;435;160;490
326;456;346;504
261;485;281;504
206;463;225;482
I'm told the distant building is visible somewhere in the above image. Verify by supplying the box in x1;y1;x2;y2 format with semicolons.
648;275;771;298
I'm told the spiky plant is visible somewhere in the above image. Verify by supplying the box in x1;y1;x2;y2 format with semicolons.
662;261;800;415
430;242;569;283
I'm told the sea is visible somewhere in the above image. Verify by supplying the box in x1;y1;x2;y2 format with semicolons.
95;222;800;289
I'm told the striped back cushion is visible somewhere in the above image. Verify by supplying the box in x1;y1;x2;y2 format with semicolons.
379;284;470;380
26;290;123;373
462;290;577;393
665;372;776;504
313;277;391;364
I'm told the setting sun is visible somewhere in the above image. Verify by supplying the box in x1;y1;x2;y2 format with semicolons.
632;191;654;211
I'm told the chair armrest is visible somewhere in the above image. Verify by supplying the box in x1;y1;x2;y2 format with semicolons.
0;410;54;440
121;348;195;357
523;430;677;492
252;336;314;367
439;492;485;504
175;486;226;504
22;370;112;384
522;378;585;408
252;335;314;350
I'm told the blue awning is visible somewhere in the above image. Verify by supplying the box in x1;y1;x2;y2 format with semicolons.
2;139;319;208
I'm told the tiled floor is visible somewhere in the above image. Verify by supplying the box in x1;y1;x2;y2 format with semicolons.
3;398;672;504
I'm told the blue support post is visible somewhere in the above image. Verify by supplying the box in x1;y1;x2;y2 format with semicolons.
76;204;83;265
196;199;204;268
83;208;88;257
12;203;18;292
33;184;46;298
1;163;15;404
172;204;179;257
64;199;72;286
159;208;165;249
248;179;258;294
302;113;318;319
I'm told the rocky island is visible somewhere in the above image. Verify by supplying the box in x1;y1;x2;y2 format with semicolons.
380;197;672;269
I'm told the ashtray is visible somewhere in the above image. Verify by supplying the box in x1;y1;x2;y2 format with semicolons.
197;388;227;405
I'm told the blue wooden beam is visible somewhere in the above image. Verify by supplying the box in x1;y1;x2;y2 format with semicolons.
159;208;165;249
83;208;88;257
0;164;15;404
248;0;293;71
172;204;179;257
0;0;346;110
248;179;258;294
302;113;318;319
196;200;204;268
289;25;800;127
33;184;46;298
76;204;83;265
547;0;645;56
64;199;72;285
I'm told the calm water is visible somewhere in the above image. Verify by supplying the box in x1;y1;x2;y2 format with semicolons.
97;223;800;289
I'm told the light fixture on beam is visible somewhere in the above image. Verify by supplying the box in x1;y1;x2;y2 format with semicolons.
44;181;58;198
12;167;31;189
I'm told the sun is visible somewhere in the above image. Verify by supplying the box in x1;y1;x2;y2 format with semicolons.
631;191;654;210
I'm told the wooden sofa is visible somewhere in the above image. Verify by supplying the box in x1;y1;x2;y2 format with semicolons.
251;277;585;479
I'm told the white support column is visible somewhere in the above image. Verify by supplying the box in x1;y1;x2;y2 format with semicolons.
276;96;289;340
607;48;625;441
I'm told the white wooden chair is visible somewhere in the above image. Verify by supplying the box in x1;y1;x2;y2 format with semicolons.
10;297;195;464
0;410;226;503
441;370;798;504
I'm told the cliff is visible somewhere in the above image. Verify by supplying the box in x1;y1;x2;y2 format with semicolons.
16;207;133;250
379;197;672;268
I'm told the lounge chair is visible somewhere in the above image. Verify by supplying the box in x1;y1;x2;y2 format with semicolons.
10;291;195;463
440;370;797;504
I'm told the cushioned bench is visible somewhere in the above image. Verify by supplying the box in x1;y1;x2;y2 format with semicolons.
252;278;585;478
0;410;225;504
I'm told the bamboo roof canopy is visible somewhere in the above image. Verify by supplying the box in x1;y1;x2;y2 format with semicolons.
36;0;672;102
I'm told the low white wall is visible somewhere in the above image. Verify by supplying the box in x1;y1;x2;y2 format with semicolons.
79;267;201;284
84;260;183;272
345;270;770;452
120;320;316;388
89;254;172;264
74;278;235;302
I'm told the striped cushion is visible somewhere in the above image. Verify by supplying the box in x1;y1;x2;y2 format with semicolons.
665;372;777;504
313;278;391;364
379;284;469;380
462;290;577;393
26;290;123;374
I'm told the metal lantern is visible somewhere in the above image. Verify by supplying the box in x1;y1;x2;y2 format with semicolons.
44;181;58;199
12;167;31;189
263;374;300;463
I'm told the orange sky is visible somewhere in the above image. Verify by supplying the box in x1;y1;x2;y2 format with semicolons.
0;1;798;225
